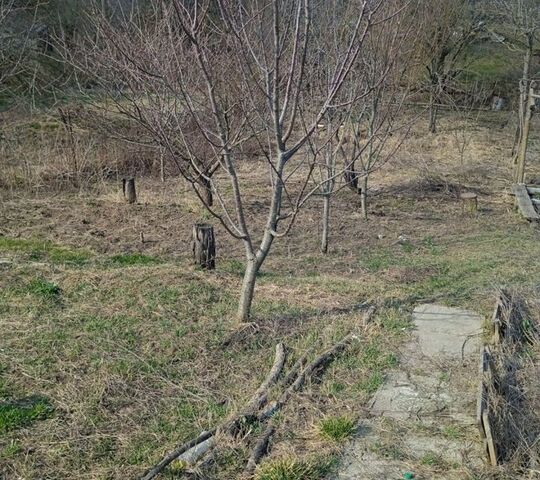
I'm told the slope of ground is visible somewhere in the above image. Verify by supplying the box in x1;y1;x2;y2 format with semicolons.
0;111;540;479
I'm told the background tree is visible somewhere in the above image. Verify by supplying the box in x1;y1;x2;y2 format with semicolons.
342;0;419;219
418;0;483;133
485;0;540;180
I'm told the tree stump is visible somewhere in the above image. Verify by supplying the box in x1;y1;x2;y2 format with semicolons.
192;224;216;270
123;178;137;204
460;192;478;215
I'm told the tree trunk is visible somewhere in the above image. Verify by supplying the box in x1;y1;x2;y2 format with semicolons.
515;86;535;184
360;175;368;219
321;194;330;254
429;92;438;134
123;177;137;204
198;177;213;207
160;149;165;183
192;223;216;270
344;168;359;193
513;34;533;159
237;259;259;321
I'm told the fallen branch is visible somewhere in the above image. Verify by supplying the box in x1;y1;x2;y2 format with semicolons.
244;424;276;475
261;332;358;420
282;349;311;387
139;343;286;480
241;343;286;416
139;429;216;480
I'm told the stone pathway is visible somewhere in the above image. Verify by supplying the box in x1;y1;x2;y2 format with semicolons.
336;304;485;480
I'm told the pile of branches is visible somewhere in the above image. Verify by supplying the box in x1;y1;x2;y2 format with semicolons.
140;308;374;480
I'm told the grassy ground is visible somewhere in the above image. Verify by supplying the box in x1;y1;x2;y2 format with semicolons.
1;110;540;479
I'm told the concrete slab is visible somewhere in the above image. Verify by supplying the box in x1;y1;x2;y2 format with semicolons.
335;305;485;479
413;304;483;358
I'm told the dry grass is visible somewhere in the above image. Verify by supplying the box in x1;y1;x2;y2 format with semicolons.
1;109;540;479
485;289;540;479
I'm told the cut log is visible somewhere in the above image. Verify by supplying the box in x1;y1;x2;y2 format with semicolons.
460;192;478;214
123;178;137;204
343;169;359;193
512;184;540;221
192;224;216;270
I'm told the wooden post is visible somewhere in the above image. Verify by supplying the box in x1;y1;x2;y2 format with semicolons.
515;85;536;183
460;192;478;215
123;178;137;204
192;224;216;270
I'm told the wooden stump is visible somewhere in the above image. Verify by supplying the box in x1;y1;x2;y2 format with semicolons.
460;192;478;214
192;224;216;270
123;178;137;204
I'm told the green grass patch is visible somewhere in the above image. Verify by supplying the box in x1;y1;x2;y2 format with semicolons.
0;396;53;433
355;371;384;394
441;424;465;439
26;278;61;299
0;236;91;266
255;457;335;480
221;259;245;277
318;416;356;442
0;440;23;459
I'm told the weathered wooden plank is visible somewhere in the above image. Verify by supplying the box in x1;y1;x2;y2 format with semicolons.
482;410;498;466
512;184;540;221
476;346;488;438
526;185;540;195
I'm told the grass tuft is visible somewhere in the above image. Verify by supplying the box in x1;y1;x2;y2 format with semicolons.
255;457;334;480
26;278;61;299
317;416;356;442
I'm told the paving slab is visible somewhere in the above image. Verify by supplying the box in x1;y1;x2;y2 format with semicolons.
335;304;485;480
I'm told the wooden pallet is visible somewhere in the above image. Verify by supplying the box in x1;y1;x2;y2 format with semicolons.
512;184;540;221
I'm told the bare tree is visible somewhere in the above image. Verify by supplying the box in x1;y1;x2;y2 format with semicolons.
307;0;418;253
342;0;418;219
0;0;33;98
418;0;483;133
487;0;540;181
70;0;383;321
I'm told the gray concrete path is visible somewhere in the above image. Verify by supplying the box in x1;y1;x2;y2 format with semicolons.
336;304;485;480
